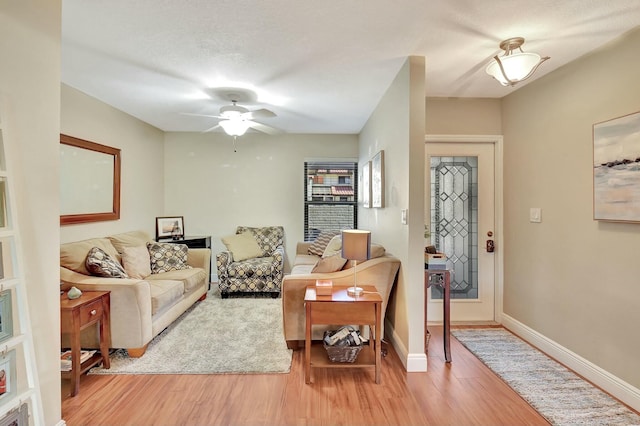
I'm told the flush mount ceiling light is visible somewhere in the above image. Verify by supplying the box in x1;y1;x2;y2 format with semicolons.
485;37;550;87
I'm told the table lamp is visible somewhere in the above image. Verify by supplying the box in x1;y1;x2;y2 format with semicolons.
341;229;371;296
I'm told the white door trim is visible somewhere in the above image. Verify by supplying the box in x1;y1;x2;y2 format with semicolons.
425;134;504;324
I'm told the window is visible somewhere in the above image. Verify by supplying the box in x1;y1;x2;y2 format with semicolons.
304;161;358;241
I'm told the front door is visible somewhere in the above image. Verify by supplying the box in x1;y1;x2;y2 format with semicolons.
425;139;497;322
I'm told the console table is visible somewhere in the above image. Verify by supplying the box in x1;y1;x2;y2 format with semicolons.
304;285;382;384
425;269;452;362
156;235;211;249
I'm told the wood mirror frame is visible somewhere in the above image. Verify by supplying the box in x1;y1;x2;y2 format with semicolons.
60;134;121;225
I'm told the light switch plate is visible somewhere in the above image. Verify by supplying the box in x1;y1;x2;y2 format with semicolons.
530;208;541;223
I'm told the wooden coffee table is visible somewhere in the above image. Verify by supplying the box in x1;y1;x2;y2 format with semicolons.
304;285;382;384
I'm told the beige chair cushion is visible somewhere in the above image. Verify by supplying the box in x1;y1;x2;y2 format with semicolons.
222;232;262;262
121;245;152;279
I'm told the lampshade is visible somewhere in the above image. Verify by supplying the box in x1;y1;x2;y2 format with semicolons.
341;230;371;261
219;119;250;136
486;37;549;87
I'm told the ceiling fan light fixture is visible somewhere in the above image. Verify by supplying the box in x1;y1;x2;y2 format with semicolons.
219;119;250;136
486;37;549;86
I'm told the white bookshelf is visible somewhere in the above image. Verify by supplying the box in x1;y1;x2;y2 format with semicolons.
0;100;44;425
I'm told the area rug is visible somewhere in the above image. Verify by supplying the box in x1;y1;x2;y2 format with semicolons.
452;328;640;425
89;288;292;375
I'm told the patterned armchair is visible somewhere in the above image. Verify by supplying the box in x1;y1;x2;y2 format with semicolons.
216;226;285;298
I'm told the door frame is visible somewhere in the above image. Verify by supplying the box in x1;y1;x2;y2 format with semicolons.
425;135;504;324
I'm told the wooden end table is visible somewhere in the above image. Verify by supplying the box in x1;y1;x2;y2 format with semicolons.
60;290;111;397
304;285;382;384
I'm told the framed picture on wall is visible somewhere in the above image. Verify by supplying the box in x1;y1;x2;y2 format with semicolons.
0;402;28;426
0;290;12;344
362;161;371;208
371;150;385;208
0;350;16;403
156;216;185;239
593;110;640;222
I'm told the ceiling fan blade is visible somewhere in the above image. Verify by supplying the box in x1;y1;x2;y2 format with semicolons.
201;123;221;133
247;121;282;135
180;112;222;119
249;108;276;119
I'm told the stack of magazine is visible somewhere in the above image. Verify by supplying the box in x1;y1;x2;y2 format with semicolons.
60;350;96;371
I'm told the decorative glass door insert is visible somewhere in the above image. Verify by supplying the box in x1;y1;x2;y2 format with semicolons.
430;156;478;300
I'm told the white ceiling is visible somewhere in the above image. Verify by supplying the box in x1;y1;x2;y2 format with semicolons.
61;1;640;135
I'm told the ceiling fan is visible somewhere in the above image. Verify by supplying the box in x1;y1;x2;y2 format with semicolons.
183;97;281;137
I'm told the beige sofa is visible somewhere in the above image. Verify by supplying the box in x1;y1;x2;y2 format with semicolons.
60;230;211;357
282;241;400;349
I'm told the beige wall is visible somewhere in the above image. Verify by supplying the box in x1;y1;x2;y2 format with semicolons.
359;57;427;369
502;27;640;389
0;1;62;424
426;97;502;135
60;84;165;243
163;132;358;270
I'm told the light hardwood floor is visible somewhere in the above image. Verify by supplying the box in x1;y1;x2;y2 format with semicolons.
61;326;549;425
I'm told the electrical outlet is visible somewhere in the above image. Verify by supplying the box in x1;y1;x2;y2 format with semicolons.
401;209;407;225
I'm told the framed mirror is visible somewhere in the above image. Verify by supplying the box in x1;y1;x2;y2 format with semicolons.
60;134;121;225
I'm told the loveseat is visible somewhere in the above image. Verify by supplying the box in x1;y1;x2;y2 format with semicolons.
60;230;211;357
281;238;400;349
216;226;284;298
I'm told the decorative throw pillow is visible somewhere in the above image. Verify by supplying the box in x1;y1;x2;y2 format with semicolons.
147;242;192;274
121;245;152;279
311;255;348;273
322;235;342;258
85;246;129;278
221;232;263;262
308;230;340;256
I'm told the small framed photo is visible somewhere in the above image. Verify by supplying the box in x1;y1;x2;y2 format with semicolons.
0;402;28;426
362;161;371;208
0;291;12;344
0;349;16;403
155;216;184;240
371;150;385;208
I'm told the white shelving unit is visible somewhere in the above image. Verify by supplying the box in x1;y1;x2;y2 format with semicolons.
0;101;44;425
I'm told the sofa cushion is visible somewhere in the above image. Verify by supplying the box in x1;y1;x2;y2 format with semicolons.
147;242;192;274
294;254;320;266
121;245;152;279
322;235;342;258
291;263;315;275
148;280;184;315
227;257;275;278
308;230;340;256
222;232;263;262
108;231;152;254
146;268;207;292
311;255;348;273
60;237;121;276
85;247;129;278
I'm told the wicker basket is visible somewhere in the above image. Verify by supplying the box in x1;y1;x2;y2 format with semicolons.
324;342;362;363
323;329;363;363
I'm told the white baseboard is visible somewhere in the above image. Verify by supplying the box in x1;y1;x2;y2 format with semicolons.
502;314;640;412
385;319;427;372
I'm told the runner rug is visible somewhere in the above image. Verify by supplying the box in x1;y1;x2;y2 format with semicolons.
89;288;292;375
452;328;640;425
